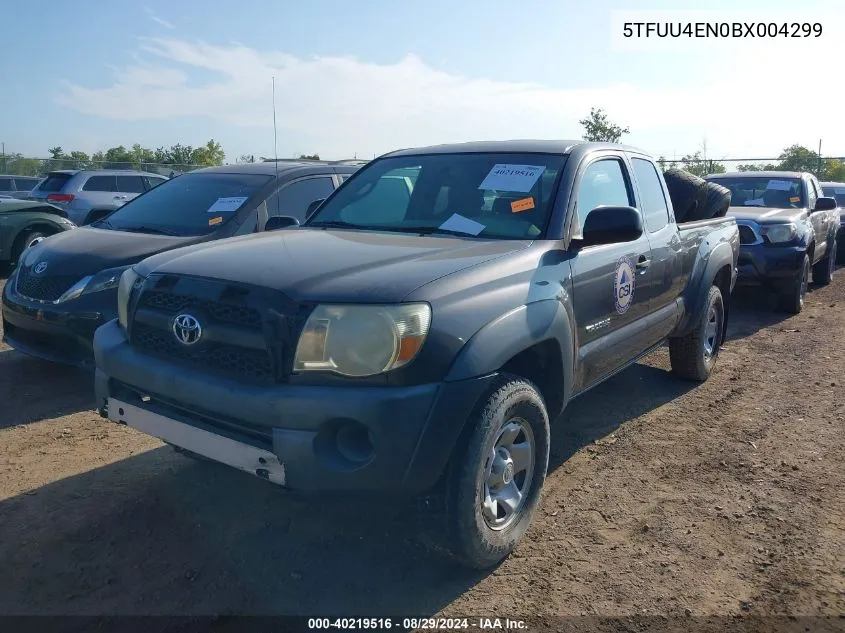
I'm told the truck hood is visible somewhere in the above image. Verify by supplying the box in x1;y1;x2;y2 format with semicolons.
139;228;532;303
19;226;200;276
727;206;807;224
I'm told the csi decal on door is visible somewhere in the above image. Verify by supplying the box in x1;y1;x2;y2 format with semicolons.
613;256;636;314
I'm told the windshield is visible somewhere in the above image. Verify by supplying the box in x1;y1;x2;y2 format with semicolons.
708;176;804;209
821;185;845;207
307;153;567;239
100;172;272;236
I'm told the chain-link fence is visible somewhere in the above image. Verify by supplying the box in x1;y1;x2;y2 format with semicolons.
0;156;207;178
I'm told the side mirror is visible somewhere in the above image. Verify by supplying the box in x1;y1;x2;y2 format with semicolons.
577;206;643;247
305;198;325;220
813;196;837;212
264;215;300;231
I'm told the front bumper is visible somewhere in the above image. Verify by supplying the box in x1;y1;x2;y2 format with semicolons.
93;320;495;494
2;273;116;368
735;242;806;290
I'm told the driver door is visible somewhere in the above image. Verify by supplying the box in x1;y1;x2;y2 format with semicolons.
568;155;655;391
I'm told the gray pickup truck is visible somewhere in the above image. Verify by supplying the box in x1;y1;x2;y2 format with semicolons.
93;141;739;569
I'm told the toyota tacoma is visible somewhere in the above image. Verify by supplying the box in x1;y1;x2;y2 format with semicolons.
93;141;739;569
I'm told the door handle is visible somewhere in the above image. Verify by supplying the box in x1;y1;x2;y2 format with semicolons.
636;255;651;270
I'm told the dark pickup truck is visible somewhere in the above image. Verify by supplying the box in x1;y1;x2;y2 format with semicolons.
706;171;839;313
93;141;739;569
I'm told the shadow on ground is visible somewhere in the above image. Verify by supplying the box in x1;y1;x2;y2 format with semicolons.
0;352;94;429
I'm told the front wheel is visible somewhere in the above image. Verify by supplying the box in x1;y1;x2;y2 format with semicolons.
778;253;810;314
669;284;725;381
11;230;49;266
430;375;550;569
812;236;836;286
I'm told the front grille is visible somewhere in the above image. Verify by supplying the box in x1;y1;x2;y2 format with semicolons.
129;275;297;385
16;268;79;301
141;290;261;329
738;225;758;245
133;322;274;382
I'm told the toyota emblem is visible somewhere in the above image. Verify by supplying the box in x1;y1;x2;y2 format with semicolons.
33;262;48;274
172;313;202;346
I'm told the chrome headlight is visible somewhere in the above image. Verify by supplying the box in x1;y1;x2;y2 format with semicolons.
55;266;131;303
761;223;798;244
117;267;143;330
293;303;432;377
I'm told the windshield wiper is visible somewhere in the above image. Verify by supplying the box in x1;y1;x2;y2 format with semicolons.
384;225;482;237
118;225;179;236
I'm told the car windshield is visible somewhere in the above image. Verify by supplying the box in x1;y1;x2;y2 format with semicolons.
99;172;272;236
708;176;804;209
821;185;845;207
307;153;567;239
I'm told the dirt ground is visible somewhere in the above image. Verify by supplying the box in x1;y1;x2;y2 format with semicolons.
0;269;843;629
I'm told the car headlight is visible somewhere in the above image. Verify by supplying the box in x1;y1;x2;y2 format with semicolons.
293;303;432;377
761;223;798;244
117;267;143;330
54;266;130;303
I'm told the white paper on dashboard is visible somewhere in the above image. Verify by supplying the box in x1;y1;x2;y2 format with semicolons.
438;213;485;236
207;196;249;213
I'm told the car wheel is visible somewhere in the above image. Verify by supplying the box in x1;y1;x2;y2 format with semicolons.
812;236;836;286
423;374;550;570
669;284;725;381
778;253;810;314
11;230;49;266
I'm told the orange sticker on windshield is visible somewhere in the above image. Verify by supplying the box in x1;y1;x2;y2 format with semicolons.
511;197;535;213
208;216;223;226
789;196;800;203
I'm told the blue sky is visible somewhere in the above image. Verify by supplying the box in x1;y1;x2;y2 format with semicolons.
1;0;842;163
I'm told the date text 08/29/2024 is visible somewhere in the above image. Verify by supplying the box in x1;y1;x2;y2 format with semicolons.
307;617;527;630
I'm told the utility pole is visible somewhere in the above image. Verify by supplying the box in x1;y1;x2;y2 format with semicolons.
1;142;5;173
818;139;823;177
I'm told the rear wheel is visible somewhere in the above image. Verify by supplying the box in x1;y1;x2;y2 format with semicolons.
778;253;810;314
812;236;836;286
422;375;550;569
669;285;724;381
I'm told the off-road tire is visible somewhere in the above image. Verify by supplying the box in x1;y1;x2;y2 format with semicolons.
419;374;550;570
663;168;708;223
669;285;725;381
693;181;732;220
812;236;836;286
778;253;810;314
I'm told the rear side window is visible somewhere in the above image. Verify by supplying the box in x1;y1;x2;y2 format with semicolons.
37;173;72;192
14;178;39;191
266;176;336;219
631;157;670;231
145;176;167;189
116;175;146;193
82;175;117;192
0;178;12;190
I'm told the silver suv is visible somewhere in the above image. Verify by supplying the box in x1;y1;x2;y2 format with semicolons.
28;169;168;225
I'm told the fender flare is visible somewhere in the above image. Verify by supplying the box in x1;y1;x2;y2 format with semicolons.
675;240;736;338
444;299;575;403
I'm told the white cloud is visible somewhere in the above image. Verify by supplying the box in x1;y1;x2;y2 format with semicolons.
54;36;845;160
143;7;175;30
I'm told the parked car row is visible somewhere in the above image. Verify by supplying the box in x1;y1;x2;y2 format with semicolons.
0;175;42;199
0;140;837;571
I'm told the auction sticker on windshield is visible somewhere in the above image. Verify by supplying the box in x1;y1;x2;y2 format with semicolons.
207;197;249;213
478;164;544;193
511;197;535;213
766;180;793;191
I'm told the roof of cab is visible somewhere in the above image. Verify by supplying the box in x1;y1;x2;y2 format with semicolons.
194;159;367;176
708;171;810;179
381;139;650;158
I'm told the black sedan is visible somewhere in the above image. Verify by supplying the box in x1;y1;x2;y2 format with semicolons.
2;159;364;367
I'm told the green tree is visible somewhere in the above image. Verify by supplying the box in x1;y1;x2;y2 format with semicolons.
822;159;845;182
579;107;630;143
298;153;320;160
190;139;225;166
166;143;195;166
775;144;820;173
